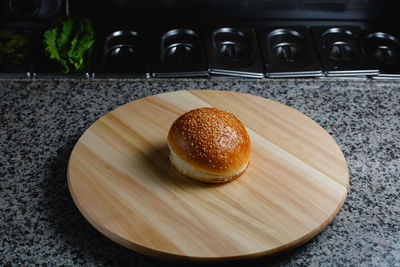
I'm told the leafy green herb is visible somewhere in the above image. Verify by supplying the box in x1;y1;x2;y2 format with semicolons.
43;17;94;73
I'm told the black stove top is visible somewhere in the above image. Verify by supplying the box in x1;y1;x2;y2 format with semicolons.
1;13;400;78
89;21;398;79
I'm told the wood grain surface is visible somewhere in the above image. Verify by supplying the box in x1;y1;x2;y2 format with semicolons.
67;90;349;261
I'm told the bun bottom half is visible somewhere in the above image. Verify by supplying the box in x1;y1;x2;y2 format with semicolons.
168;145;249;183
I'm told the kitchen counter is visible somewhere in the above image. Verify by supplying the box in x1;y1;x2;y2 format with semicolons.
1;78;399;266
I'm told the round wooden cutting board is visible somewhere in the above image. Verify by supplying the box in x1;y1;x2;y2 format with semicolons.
67;90;349;261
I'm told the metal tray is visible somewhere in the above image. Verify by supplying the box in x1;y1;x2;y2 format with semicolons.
151;27;208;78
364;31;400;79
0;27;38;77
207;26;264;78
311;26;379;76
258;26;322;78
93;28;150;78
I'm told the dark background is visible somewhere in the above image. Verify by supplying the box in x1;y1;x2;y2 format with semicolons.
1;0;399;24
72;0;398;22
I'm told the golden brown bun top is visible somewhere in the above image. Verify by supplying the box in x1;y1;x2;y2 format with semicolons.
168;107;250;175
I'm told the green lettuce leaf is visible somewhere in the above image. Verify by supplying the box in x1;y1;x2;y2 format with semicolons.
68;18;94;71
43;27;69;73
57;18;74;58
43;17;94;73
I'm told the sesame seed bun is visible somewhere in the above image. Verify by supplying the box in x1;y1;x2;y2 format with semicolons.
167;107;250;183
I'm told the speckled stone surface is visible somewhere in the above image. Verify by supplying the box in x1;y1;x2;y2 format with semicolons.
1;78;399;266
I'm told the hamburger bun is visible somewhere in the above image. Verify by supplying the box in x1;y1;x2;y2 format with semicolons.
167;107;250;183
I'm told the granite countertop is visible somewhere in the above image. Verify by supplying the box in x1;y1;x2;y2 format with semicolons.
1;78;399;266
